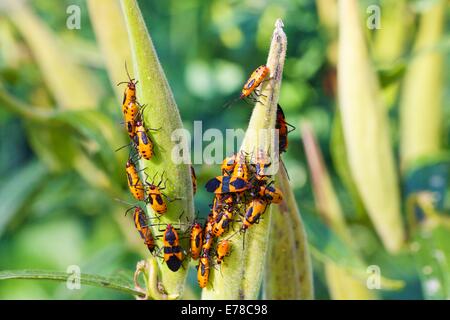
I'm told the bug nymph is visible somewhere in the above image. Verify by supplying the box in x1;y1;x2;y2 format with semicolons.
125;158;145;201
242;198;268;230
118;62;138;108
125;206;155;253
189;222;203;260
144;172;180;215
135;120;154;160
216;240;231;265
197;253;210;288
240;65;270;99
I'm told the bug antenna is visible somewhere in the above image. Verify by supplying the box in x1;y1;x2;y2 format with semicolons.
125;61;133;82
115;143;131;152
222;96;240;109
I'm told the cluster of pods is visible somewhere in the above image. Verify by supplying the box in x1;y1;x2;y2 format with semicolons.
117;64;295;289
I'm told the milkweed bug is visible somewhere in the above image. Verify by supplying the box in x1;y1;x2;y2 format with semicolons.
190;165;197;195
241;65;270;99
253;150;272;181
258;183;283;204
135;120;154;160
212;211;234;237
232;152;249;181
144;172;178;215
162;224;184;272
202;214;215;255
122;100;140;139
117;62;138;108
216;240;231;265
242;198;268;230
189;222;203;260
197;253;210;288
223;65;271;108
221;154;237;176
276;104;296;154
125;158;145;201
125;206;156;253
205;176;249;194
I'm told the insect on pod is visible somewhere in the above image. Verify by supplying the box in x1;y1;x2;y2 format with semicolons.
205;175;249;194
118;62;138;108
223;65;271;109
253;150;272;181
216;240;231;265
258;184;283;204
212;211;234;237
240;65;270;99
201;214;215;255
276;104;296;154
144;172;178;215
122;100;140;140
135;120;154;160
189;222;203;260
197;253;210;288
232;152;250;181
125;158;145;201
162;224;184;272
221;154;237;176
126;206;155;253
242;198;268;230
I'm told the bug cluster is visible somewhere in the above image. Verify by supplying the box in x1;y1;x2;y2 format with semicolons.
118;64;295;288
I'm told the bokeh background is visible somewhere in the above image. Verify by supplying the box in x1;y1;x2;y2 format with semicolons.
0;0;449;299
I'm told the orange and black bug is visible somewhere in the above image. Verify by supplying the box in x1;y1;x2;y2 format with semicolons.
212;210;234;237
122;100;140;139
232;152;249;181
126;206;155;253
162;224;184;272
221;154;237;176
276;104;296;154
202;215;215;254
197;253;210;288
258;183;283;204
253;150;272;181
135;120;154;160
223;65;271;108
242;198;268;230
125;158;145;201
205;176;249;194
190;165;197;195
144;172;177;215
118;62;138;108
216;240;231;265
240;65;270;99
189;222;203;260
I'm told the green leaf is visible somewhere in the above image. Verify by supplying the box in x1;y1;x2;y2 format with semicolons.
0;269;144;297
0;161;48;236
8;1;103;110
411;224;450;299
301;208;405;290
404;156;450;211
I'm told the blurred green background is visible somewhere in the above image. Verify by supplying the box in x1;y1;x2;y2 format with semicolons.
0;0;449;299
